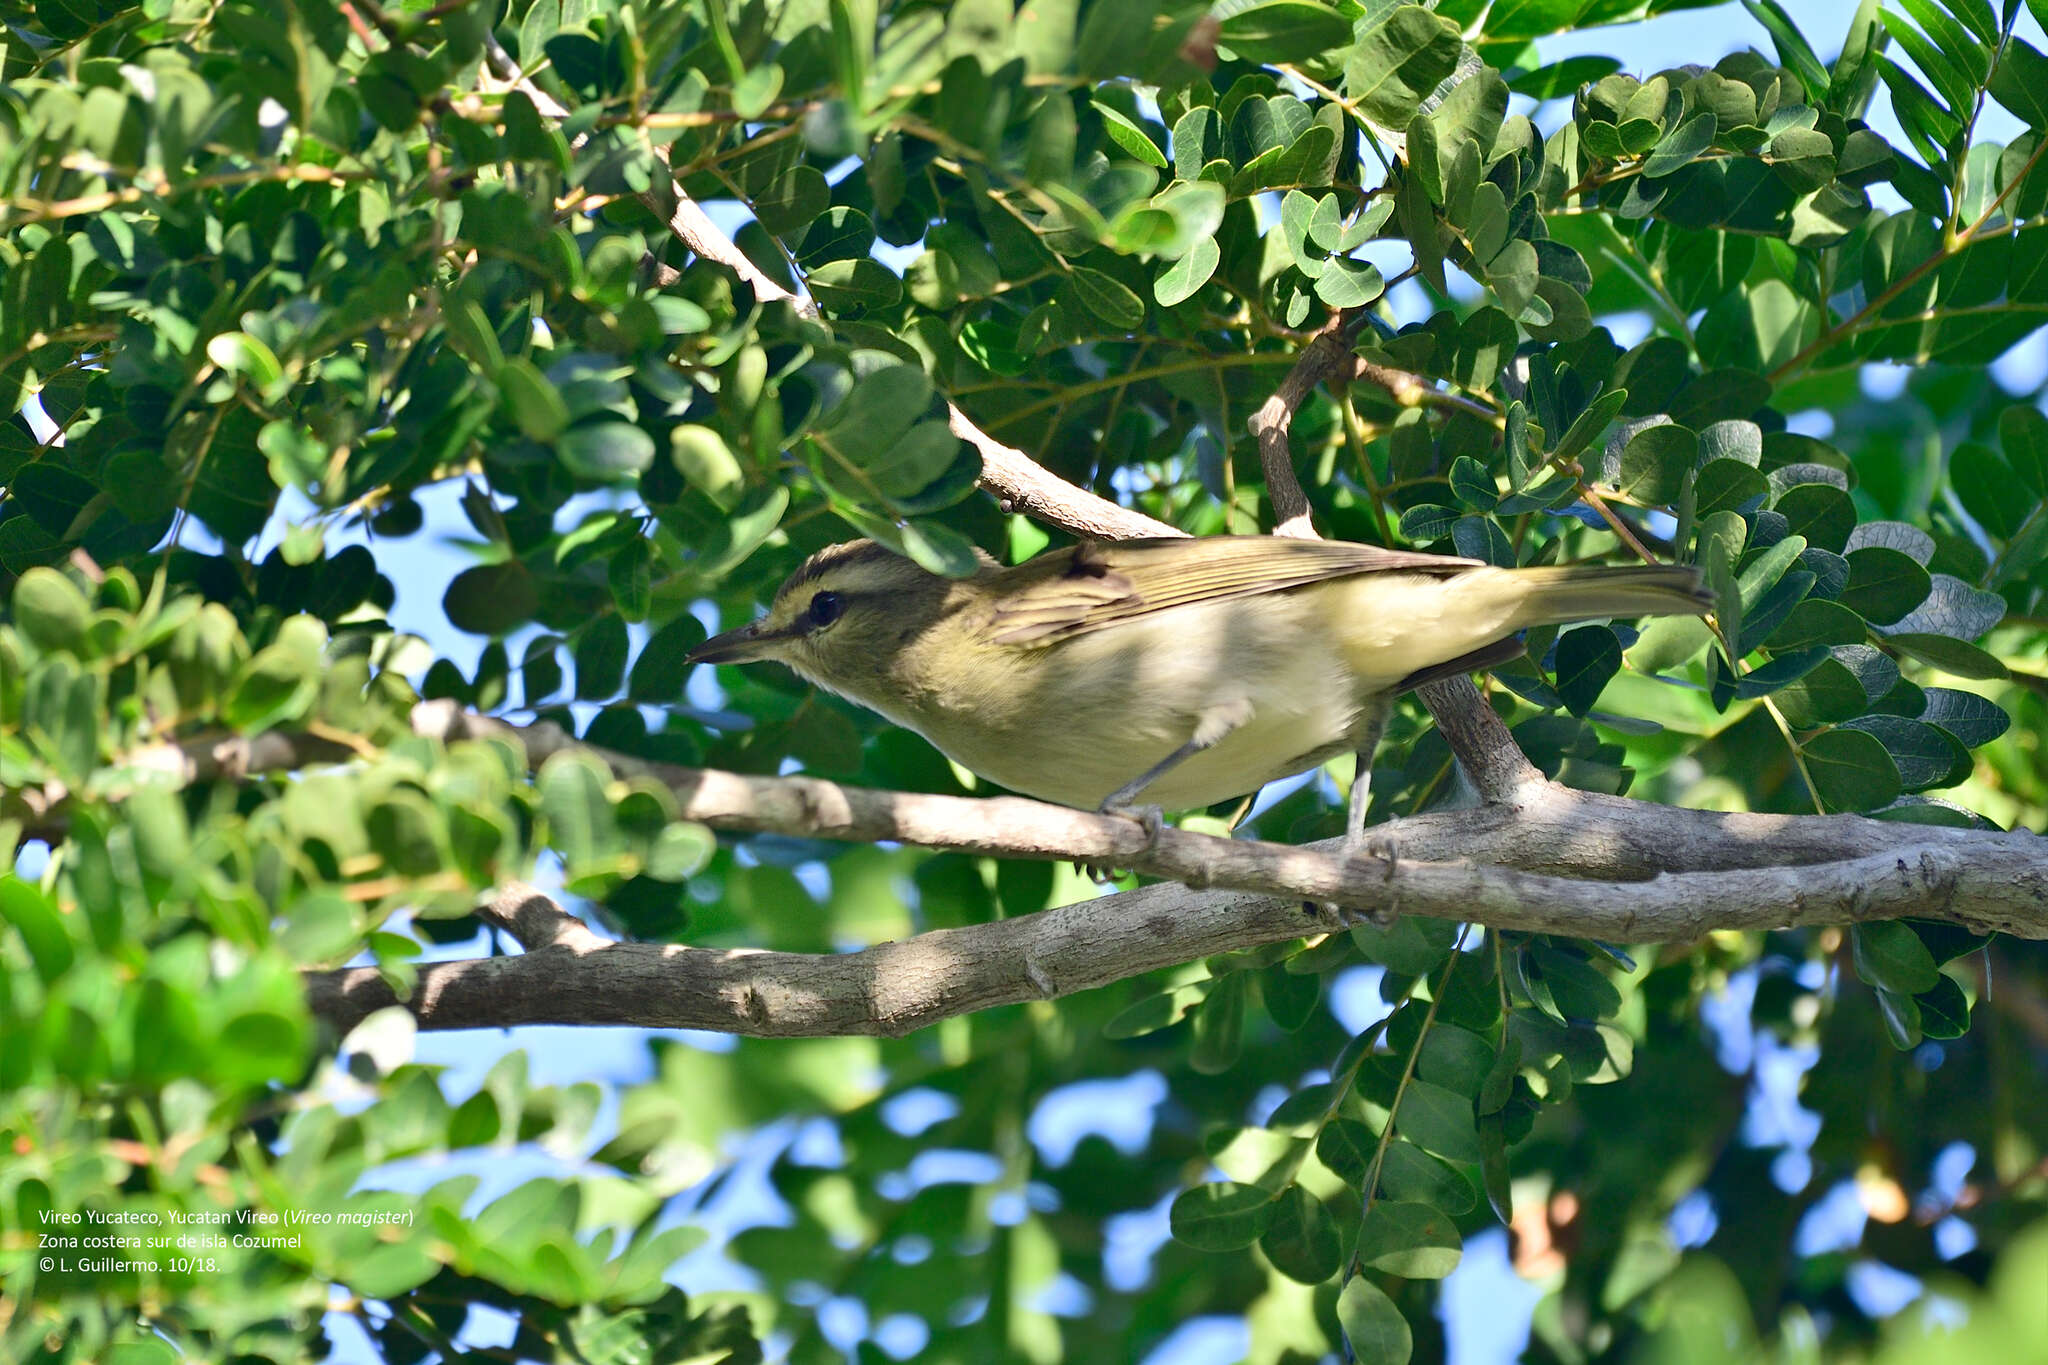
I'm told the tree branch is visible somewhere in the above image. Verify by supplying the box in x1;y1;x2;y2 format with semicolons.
177;704;2027;1037
1248;318;1353;539
304;820;2046;1039
407;704;2046;938
1412;677;1543;802
482;880;603;951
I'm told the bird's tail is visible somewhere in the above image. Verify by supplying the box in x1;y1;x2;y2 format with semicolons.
1499;563;1714;627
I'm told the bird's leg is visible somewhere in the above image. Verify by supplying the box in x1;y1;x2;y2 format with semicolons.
1344;696;1391;847
1325;696;1399;927
1085;698;1254;883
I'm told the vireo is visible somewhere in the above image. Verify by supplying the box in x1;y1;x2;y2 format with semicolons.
686;535;1710;824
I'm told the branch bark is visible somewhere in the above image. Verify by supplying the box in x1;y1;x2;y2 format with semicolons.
305;830;2042;1038
294;705;2048;1038
1248;318;1354;539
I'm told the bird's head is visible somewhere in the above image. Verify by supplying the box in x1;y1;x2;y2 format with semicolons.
685;540;984;694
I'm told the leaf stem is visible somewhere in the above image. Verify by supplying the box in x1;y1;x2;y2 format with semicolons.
1348;924;1471;1279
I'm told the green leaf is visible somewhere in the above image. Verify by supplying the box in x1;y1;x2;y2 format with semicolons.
1344;5;1462;127
1852;921;1940;995
1915;972;1972;1038
1998;403;2048;496
1694;458;1770;520
1259;1185;1342;1283
499;359;570;441
1449;456;1498;510
0;874;75;983
755;165;831;237
1801;726;1903;812
697;484;789;579
1919;687;2010;748
1395;1078;1482;1163
1951;442;2024;538
1104;984;1206;1040
1217;1;1353;64
1315;257;1386;307
1062;267;1145;329
608;538;653;622
444;562;539;635
1768;599;1869;650
1840;714;1964;790
1338;1277;1414;1365
540;750;623;871
1775;482;1855;553
1418;1025;1496;1097
1989;38;2048;129
1884;632;2008;679
1841;547;1932;625
1553;625;1622;716
575;614;630;698
1315;1119;1377;1188
1377;1140;1478;1215
670;425;746;509
1509;56;1622;100
13;567;89;652
734;62;783;119
1630;615;1715;673
1874;984;1923;1049
224;640;320;734
1551;387;1629;467
1356;1200;1463;1278
1742;0;1831;101
896;519;982;578
1263;965;1320;1031
1352;914;1459;976
1155;236;1220;306
1398;504;1460;543
808;257;903;309
558;422;657;480
1172;106;1223;181
205;331;286;395
1643;112;1716;177
1616;424;1693;503
1095;101;1167;167
645;822;715;881
1169;1182;1275;1251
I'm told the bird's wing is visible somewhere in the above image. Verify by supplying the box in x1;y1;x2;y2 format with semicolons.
987;536;1483;645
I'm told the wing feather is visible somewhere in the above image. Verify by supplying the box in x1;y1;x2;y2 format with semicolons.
987;536;1483;645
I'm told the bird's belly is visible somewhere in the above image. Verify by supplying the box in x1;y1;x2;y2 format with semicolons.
912;608;1368;810
933;699;1361;809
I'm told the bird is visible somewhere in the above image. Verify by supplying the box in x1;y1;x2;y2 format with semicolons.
685;535;1712;834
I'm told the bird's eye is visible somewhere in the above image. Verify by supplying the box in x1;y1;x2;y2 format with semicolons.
807;591;844;627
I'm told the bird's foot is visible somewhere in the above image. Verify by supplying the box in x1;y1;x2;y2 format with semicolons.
1084;802;1165;883
1318;822;1402;928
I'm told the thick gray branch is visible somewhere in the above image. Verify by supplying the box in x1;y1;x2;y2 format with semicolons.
410;702;2048;933
305;827;2042;1038
279;707;2048;1037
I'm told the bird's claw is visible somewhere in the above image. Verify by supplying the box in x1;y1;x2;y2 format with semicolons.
1085;803;1165;883
1316;824;1402;928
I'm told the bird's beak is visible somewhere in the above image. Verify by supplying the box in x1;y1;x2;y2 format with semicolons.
685;620;796;667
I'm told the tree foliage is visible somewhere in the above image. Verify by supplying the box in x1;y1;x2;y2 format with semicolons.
2;0;2047;1362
